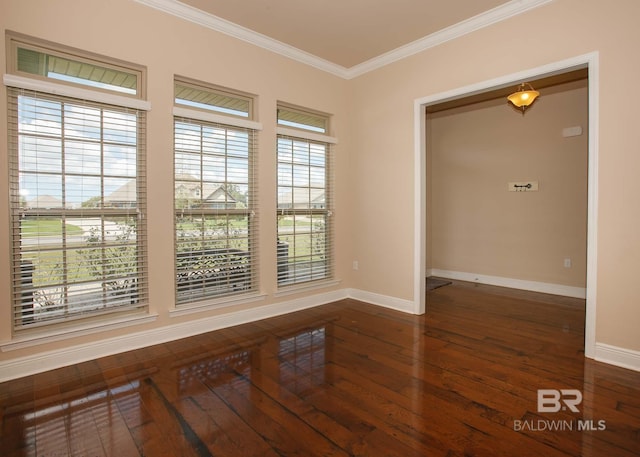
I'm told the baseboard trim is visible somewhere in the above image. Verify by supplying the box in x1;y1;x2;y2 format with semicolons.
0;288;348;383
3;280;614;382
347;288;416;313
595;343;640;372
429;269;587;299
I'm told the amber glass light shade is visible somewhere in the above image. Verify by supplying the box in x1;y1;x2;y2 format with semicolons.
507;83;540;113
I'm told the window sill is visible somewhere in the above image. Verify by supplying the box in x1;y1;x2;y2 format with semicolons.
1;313;159;352
274;279;341;298
170;292;267;318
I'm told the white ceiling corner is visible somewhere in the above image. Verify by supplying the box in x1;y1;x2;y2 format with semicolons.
134;0;554;80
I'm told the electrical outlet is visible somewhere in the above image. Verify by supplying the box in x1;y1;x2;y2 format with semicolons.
564;258;572;268
352;260;359;271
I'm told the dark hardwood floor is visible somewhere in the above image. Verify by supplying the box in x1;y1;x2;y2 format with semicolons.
1;281;639;456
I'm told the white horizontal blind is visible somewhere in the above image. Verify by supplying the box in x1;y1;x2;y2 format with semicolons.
277;134;334;286
8;87;148;330
174;117;258;304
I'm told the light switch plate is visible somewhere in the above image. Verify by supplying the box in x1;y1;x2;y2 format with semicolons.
508;181;538;192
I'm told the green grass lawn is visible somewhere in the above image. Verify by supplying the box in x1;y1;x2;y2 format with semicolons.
21;219;83;237
277;218;312;227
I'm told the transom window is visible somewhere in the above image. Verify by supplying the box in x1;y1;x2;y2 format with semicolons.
277;105;327;133
175;80;252;119
9;32;144;98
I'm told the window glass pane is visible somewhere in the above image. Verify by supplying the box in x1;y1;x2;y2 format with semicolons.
175;122;202;151
104;145;136;177
278;166;292;187
277;138;293;161
293;141;310;164
64;104;101;139
310;166;325;188
202;155;226;183
65;141;101;175
20;173;63;207
19;137;62;173
176;151;202;181
293;165;309;187
103;110;138;145
310;146;326;167
65;175;101;208
227;131;249;156
104;177;137;208
18;96;62;136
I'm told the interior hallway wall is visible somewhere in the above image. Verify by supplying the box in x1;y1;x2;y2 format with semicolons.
427;80;588;289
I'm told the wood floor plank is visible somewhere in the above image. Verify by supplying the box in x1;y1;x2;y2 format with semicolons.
187;389;281;457
208;370;350;457
224;328;385;456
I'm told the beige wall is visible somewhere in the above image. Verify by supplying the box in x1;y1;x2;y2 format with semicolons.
350;0;640;351
428;81;588;288
0;0;351;364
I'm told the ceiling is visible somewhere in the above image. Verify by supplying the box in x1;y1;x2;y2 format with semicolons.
138;0;554;78
180;0;509;68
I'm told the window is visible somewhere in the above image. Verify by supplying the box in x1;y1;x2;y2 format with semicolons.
277;105;327;133
277;104;335;286
5;33;149;330
174;78;259;305
9;32;143;98
279;327;326;394
175;80;251;119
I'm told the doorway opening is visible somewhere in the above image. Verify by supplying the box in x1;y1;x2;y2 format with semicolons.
413;53;599;358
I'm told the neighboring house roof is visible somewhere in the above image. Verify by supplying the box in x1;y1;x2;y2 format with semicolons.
106;177;238;205
27;195;63;209
203;186;235;205
175;179;221;203
103;180;136;204
279;188;325;207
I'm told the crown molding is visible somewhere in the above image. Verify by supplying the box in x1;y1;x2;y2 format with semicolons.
133;0;350;77
134;0;554;80
346;0;555;79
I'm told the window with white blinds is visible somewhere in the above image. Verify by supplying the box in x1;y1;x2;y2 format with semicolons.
6;49;148;330
277;105;334;286
174;79;259;305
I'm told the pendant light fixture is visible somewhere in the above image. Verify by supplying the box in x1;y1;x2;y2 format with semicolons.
507;82;540;115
